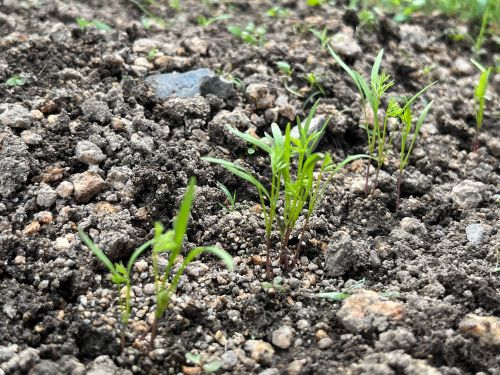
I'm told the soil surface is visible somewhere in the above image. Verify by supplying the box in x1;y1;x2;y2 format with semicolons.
1;1;499;374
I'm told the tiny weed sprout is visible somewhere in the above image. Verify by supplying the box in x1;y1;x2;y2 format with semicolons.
310;27;331;50
261;276;287;292
266;6;290;18
147;47;159;61
395;97;434;210
303;72;325;96
277;61;292;76
78;229;153;350
203;101;367;277
129;0;168;29
75;17;112;31
216;181;237;212
6;75;25;87
317;278;366;301
185;352;222;373
328;46;436;196
169;0;181;11
307;0;325;6
470;59;492;152
227;23;266;46
149;178;233;350
197;14;231;27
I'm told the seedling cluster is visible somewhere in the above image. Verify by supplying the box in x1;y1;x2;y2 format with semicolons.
203;101;367;277
79;178;233;351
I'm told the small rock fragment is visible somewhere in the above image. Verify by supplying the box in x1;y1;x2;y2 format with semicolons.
0;103;33;129
271;326;294;349
56;181;74;198
459;314;500;346
36;184;57;208
450;180;487;209
75;141;106;165
73;171;106;203
465;223;486;245
146;68;214;99
246;83;275;109
244;339;274;364
81;99;112;125
337;290;405;333
330;28;362;58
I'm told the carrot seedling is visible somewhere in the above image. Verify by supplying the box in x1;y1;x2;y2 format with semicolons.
470;59;492;152
149;178;233;350
78;229;153;350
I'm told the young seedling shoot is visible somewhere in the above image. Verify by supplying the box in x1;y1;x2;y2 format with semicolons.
78;229;154;351
328;46;437;196
149;178;233;350
80;178;233;352
470;59;492;151
203;101;367;276
216;181;237;212
395;98;434;210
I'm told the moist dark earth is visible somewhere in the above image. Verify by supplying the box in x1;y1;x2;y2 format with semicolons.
1;1;499;374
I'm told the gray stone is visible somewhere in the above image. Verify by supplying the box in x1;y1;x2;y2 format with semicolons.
0;344;18;363
246;83;275;109
375;328;416;351
56;181;74;198
0;134;32;198
330;28;362;58
399;217;427;236
2;303;16;319
28;360;63;375
258;369;279;375
86;355;128;375
1;348;39;373
325;231;380;277
146;68;214;99
130;133;154;154
81;99;112;125
20;130;43;145
466;223;486;245
487;138;500;157
75;141;106;165
36;184;57;208
317;337;333;349
0;103;33;129
200;76;236;100
106;166;133;190
290;115;327;141
400;24;429;50
220;350;238;370
450;180;488;209
271;326;294;349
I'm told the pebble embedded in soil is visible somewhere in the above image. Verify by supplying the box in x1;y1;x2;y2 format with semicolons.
465;223;486;245
0;103;33;129
75;140;106;165
72;171;106;203
146;68;214;99
450;180;488;209
336;290;405;333
244;340;274;364
271;326;294;349
458;314;500;346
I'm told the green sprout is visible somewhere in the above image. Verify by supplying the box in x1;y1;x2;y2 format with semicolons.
149;178;233;350
129;0;168;29
197;14;232;27
276;61;292;76
470;59;492;152
329;46;436;196
310;27;331;50
217;182;237;212
169;0;181;11
394;95;435;210
185;352;221;373
261;276;287;292
306;0;325;6
317;278;366;301
80;179;233;352
203;101;367;277
227;23;266;46
266;6;290;18
5;75;26;87
75;17;112;31
78;229;153;351
303;72;325;96
147;47;159;61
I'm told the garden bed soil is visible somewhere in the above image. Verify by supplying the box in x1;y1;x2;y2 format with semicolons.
0;1;499;374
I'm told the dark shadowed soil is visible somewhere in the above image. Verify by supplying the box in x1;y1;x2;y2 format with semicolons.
0;1;499;374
